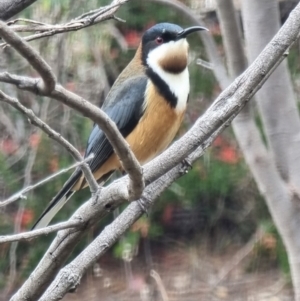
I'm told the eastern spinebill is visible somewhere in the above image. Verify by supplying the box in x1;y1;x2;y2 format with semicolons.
32;22;208;229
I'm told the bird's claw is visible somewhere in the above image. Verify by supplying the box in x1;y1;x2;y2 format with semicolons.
180;158;192;174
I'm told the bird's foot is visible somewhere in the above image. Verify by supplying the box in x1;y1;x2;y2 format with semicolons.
180;158;192;175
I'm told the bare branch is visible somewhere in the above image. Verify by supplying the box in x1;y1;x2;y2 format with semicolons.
7;18;49;27
0;220;83;244
1;0;129;45
216;0;247;76
39;132;227;300
0;155;94;207
0;21;56;93
0;89;99;195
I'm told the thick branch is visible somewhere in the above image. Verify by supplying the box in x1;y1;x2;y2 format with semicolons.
40;143;209;300
241;0;300;298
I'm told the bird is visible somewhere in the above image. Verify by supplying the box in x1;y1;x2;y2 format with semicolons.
31;22;207;230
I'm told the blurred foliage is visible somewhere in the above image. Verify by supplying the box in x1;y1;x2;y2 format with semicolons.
0;0;296;292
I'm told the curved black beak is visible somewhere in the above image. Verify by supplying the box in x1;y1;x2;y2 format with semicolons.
176;26;208;40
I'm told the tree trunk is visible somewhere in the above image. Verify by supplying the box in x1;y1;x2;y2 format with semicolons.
217;0;300;299
242;0;300;185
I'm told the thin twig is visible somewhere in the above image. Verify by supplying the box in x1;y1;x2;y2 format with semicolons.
0;220;83;244
5;146;38;295
0;89;99;195
6;97;50;294
0;155;94;208
0;21;56;94
7;18;50;26
2;0;129;46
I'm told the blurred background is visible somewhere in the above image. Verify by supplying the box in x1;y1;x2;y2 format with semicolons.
0;0;299;300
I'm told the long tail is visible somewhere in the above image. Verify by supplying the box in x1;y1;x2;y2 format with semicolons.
31;170;82;230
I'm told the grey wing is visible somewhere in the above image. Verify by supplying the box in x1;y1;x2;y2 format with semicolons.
84;75;148;172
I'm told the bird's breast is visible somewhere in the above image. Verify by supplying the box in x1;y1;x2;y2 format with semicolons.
125;81;186;164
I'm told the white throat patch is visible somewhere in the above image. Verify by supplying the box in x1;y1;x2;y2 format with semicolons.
146;39;190;112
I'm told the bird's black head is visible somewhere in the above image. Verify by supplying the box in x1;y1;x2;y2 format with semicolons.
141;23;207;73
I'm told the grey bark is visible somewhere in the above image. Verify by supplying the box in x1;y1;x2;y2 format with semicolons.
0;0;39;20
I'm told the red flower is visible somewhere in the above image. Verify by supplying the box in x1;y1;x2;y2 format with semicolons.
21;209;34;227
0;138;18;154
213;135;240;164
217;146;239;164
124;30;140;48
13;209;34;230
29;133;41;148
49;156;59;172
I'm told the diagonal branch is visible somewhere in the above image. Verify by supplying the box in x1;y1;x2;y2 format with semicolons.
40;36;293;300
0;155;94;208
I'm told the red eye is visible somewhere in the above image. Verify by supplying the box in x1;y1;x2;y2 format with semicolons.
156;37;163;44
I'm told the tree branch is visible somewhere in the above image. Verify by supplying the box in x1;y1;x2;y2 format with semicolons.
0;155;94;208
0;220;83;244
0;89;99;196
0;21;56;93
40;44;292;299
1;0;129;46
